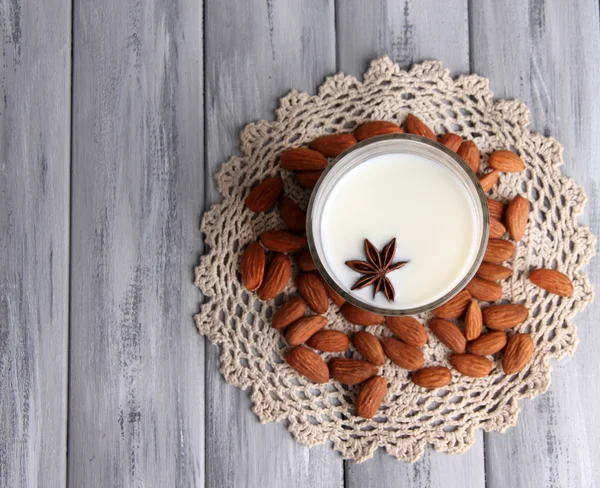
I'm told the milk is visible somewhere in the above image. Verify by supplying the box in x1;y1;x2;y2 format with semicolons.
319;152;479;310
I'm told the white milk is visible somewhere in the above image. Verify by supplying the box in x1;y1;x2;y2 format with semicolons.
320;152;479;310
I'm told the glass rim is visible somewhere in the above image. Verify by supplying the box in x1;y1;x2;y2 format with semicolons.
306;133;490;316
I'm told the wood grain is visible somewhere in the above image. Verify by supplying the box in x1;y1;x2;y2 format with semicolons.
0;0;70;487
470;0;600;486
203;0;343;486
68;0;205;486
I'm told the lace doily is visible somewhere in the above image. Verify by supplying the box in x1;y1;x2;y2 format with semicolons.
194;57;595;462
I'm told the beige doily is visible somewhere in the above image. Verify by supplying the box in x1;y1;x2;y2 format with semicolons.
194;57;595;462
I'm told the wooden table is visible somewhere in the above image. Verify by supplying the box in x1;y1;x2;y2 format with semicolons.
1;0;599;486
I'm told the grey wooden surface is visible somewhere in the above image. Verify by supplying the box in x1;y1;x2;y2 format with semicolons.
1;0;599;487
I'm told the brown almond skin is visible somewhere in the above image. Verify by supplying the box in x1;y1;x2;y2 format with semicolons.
341;302;385;326
489;218;507;238
466;276;503;302
503;333;534;375
433;289;472;319
381;337;424;370
438;133;462;152
467;331;508;355
353;331;386;366
309;133;357;157
404;114;436;140
257;253;292;300
411;367;453;389
464;299;483;340
506;195;529;241
315;274;346;307
476;262;513;281
306;330;350;352
428;318;466;353
286;346;329;383
295;170;323;189
240;241;265;291
385;316;428;347
529;269;574;297
487;198;506;221
479;170;499;192
297;273;329;314
260;230;308;253
450;353;493;378
329;358;378;385
483;304;529;330
356;376;387;419
279;147;328;171
457;140;480;173
483;238;515;264
354;121;402;141
280;197;306;233
489;150;526;172
272;296;307;329
285;315;328;346
245;175;283;212
296;251;316;272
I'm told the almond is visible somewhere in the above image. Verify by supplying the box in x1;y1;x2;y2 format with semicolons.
483;304;529;330
464;299;483;340
353;331;385;366
529;269;573;297
280;197;306;233
296;273;328;314
489;218;507;238
245;175;283;212
240;241;265;291
315;273;346;307
505;196;529;241
483;238;515;264
411;366;452;389
433;289;472;319
450;353;493;377
385;316;428;347
296;251;316;272
489;150;525;172
341;302;385;326
257;253;292;300
309;133;357;157
467;331;507;355
295;170;323;189
457;140;480;173
404;114;436;140
261;230;307;253
306;330;350;352
466;276;503;302
356;376;387;419
476;262;513;281
272;296;306;329
479;170;499;192
279;147;328;171
503;333;534;374
428;318;466;353
381;337;424;370
286;346;329;383
285;315;327;346
354;121;402;141
438;133;462;152
487;198;506;221
329;358;378;385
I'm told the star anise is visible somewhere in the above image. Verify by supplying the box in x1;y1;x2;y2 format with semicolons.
345;238;408;302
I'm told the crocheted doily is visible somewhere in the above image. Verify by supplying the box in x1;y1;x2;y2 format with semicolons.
194;57;595;462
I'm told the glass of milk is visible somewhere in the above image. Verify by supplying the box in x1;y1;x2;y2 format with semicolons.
307;133;490;316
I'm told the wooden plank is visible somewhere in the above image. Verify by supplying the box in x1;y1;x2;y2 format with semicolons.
203;1;343;486
0;1;70;486
470;1;600;486
68;0;205;486
336;0;485;484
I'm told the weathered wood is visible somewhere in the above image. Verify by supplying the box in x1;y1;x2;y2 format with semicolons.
470;1;600;486
203;0;343;486
337;0;485;484
68;0;205;486
0;1;70;487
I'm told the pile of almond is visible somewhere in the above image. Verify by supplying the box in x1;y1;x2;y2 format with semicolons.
241;115;575;420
